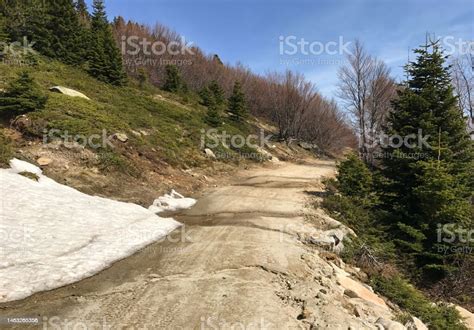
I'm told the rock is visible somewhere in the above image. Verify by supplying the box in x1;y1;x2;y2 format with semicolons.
353;305;364;318
344;289;359;298
139;129;150;136
113;133;128;142
307;235;336;250
49;86;90;100
36;157;53;166
204;148;216;159
298;141;313;150
131;130;141;137
307;229;345;253
455;305;474;329
332;264;387;308
10;115;31;131
376;317;406;330
406;316;428;330
255;146;272;160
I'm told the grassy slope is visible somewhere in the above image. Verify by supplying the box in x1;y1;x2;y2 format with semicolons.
0;57;252;170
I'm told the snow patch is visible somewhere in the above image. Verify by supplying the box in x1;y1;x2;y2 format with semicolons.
0;159;182;302
148;189;196;214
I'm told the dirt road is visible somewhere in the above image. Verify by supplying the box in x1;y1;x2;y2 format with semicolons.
0;159;399;329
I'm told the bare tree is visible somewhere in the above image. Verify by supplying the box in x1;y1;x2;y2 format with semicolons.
337;40;395;164
266;71;317;140
451;54;473;121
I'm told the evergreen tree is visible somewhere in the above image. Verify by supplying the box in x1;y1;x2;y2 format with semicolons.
199;86;213;107
208;80;225;106
0;12;8;43
0;71;48;117
163;65;184;93
381;41;474;278
88;0;126;85
205;99;221;127
43;0;82;64
75;0;90;27
228;81;247;122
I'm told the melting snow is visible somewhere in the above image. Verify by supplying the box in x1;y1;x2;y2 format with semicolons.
0;159;186;302
148;189;196;214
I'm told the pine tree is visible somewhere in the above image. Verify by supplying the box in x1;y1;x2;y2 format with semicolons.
228;81;247;122
205;99;221;127
0;71;48;117
75;0;90;27
88;0;126;85
208;80;225;106
43;0;82;64
163;65;183;93
199;86;213;107
381;41;474;278
0;12;8;43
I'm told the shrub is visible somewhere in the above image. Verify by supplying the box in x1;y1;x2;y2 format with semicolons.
0;130;13;167
371;275;465;329
0;71;48;117
336;153;377;207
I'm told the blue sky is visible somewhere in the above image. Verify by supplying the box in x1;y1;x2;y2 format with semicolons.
88;0;473;99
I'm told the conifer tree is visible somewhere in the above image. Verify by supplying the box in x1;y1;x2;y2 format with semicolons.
381;41;474;278
163;65;184;93
43;0;82;64
208;80;225;106
0;12;8;43
228;81;247;122
0;71;48;117
199;86;213;107
88;0;126;85
205;98;221;127
75;0;90;27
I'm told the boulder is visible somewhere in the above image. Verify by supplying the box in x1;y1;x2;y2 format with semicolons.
204;148;216;159
36;157;53;166
49;86;90;100
406;316;428;330
376;317;406;330
455;305;474;329
113;133;128;143
332;264;388;309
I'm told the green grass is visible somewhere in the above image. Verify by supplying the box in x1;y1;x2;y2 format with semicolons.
371;275;466;330
0;57;254;171
0;129;13;168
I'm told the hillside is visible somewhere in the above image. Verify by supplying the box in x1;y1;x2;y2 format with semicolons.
0;57;280;205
